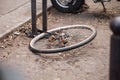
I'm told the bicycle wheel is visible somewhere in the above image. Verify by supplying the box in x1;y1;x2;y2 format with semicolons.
29;25;97;54
51;0;84;13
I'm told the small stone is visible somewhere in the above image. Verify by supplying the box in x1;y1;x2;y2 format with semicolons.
0;46;5;49
9;36;13;40
14;31;20;36
7;42;13;46
58;53;62;55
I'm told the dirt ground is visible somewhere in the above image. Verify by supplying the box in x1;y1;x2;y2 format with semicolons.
0;0;120;80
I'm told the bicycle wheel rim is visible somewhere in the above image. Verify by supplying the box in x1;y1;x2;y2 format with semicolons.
29;25;97;54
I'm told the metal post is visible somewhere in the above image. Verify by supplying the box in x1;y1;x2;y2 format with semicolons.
110;17;120;80
31;0;37;35
42;0;47;32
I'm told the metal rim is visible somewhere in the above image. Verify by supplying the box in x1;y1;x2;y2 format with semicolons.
29;25;97;54
55;0;77;8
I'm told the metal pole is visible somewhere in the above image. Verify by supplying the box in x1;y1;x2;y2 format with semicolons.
110;17;120;80
31;0;37;35
42;0;47;32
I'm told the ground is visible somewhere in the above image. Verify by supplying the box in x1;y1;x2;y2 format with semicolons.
0;0;120;80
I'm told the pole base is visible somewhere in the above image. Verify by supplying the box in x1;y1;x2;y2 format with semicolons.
25;29;43;38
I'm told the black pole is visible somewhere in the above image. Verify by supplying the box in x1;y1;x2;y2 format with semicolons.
31;0;37;35
42;0;47;32
110;17;120;80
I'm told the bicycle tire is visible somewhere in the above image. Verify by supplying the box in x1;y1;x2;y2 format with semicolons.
29;25;97;54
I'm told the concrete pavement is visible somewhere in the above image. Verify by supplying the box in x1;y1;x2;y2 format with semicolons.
0;0;29;16
0;0;52;39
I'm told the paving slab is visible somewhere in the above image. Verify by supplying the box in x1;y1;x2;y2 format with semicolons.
0;0;52;39
0;0;29;16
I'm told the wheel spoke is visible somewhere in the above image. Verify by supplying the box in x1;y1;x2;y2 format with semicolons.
57;0;74;6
